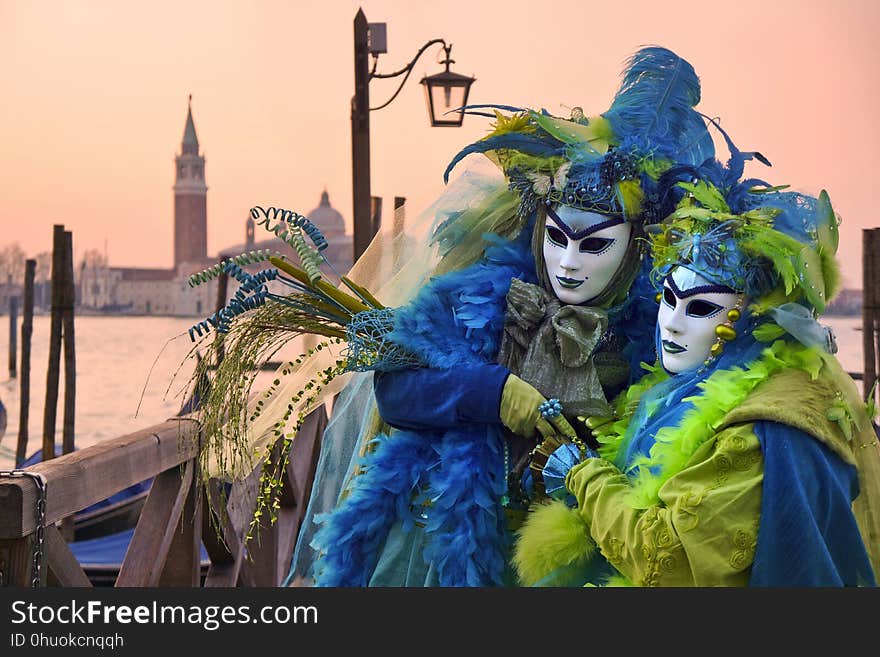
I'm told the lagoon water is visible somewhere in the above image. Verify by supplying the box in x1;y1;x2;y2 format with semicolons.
0;315;293;470
0;313;867;470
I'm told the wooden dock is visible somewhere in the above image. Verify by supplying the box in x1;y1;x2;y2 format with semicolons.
0;406;325;587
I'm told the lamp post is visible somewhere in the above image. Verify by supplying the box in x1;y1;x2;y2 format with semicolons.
351;9;476;262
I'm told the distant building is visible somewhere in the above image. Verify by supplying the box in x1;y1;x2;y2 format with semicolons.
824;288;863;317
77;99;352;317
174;98;209;268
220;190;353;285
78;99;218;316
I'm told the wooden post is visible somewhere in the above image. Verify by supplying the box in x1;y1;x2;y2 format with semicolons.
0;537;38;587
239;406;327;586
42;225;65;463
393;196;406;237
863;229;877;404
201;479;246;587
863;228;880;402
8;295;16;378
61;231;75;458
116;461;195;587
158;459;203;586
45;525;91;586
352;8;372;263
393;196;406;265
15;260;35;467
60;231;76;541
370;195;383;237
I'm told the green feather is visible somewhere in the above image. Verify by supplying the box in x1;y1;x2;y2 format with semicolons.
616;179;644;218
815;189;842;303
530;111;608;154
740;228;805;295
625;340;826;509
816;189;839;255
677;180;730;212
796;246;827;313
512;500;596;586
753;322;787;342
821;248;842;305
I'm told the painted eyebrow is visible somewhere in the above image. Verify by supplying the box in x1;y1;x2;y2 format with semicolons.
666;275;737;299
545;206;624;241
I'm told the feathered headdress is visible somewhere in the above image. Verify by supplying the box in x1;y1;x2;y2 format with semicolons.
443;46;715;224
649;177;842;314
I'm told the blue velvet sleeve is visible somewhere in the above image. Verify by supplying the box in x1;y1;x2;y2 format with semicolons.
751;420;876;587
373;364;511;432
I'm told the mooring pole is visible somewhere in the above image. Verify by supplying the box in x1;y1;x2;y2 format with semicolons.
15;259;35;466
8;295;17;379
42;225;65;463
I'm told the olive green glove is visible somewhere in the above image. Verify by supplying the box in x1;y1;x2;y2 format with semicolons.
499;374;576;439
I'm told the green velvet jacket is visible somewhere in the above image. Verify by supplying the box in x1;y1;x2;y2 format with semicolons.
514;364;880;587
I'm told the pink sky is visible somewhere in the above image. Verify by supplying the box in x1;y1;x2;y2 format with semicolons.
1;0;878;287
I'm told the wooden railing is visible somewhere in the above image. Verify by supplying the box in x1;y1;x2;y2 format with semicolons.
0;406;326;587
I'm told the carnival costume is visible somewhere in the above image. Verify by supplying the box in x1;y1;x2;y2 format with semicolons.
297;47;721;587
181;47;716;587
513;159;880;587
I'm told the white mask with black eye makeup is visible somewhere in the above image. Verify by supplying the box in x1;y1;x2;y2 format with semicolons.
658;266;741;374
542;205;633;305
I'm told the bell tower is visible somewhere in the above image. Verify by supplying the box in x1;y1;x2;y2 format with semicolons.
173;95;208;268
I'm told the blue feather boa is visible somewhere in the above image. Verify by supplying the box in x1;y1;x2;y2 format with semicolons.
311;230;535;586
388;232;538;368
421;426;509;585
310;431;436;586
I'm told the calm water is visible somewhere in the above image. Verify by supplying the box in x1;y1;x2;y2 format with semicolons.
0;314;867;469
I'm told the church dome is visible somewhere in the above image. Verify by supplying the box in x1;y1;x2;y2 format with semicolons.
307;190;347;239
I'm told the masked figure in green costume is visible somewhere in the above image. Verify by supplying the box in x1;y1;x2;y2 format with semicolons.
513;165;880;587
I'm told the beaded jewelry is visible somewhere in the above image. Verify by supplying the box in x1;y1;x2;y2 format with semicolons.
538;398;563;420
704;297;744;366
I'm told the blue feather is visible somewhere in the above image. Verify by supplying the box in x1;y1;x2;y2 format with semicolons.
311;431;435;586
446;104;528;119
699;113;772;183
389;231;536;368
675;111;716;167
311;231;541;587
422;428;509;585
454;103;526;113
604;46;713;165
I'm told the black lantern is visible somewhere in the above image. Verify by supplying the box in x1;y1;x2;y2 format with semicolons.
420;45;476;127
352;11;479;261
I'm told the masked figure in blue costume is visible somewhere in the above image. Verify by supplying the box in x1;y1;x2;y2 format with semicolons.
513;159;880;586
294;47;721;587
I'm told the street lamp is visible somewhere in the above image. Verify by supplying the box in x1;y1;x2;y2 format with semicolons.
351;9;476;261
420;44;475;128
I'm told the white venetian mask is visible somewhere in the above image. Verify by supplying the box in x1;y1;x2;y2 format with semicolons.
542;205;633;305
658;267;741;374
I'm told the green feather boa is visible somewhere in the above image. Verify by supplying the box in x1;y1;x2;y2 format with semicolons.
514;337;843;586
620;339;824;509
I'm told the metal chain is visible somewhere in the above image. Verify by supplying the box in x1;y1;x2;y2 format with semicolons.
0;470;47;587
